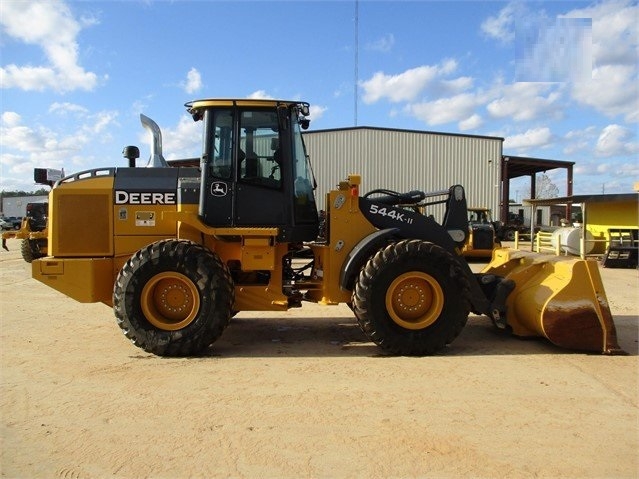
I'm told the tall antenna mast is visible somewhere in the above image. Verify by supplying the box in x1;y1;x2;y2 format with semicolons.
354;0;359;126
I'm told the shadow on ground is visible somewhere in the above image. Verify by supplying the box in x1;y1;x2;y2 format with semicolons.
189;313;637;359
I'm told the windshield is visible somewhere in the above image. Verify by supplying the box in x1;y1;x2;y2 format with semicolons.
468;209;491;224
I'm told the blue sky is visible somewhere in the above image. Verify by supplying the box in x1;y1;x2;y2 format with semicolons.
1;0;637;198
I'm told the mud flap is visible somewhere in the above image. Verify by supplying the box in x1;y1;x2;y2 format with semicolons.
482;248;625;355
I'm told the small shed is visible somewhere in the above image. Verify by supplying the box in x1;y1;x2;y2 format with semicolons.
523;193;639;258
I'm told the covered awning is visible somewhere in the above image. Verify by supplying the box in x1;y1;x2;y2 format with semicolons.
500;156;574;223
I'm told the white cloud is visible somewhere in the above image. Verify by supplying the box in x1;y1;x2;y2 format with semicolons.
90;111;118;135
595;124;639;157
183;68;202;95
562;1;638;121
366;34;395;53
565;126;597;141
482;0;638;122
333;82;352;99
562;126;598;156
614;161;639;177
49;102;89;116
0;0;100;93
0;113;56;155
504;127;553;150
458;114;483;131
487;83;563;122
563;0;638;68
515;17;592;82
2;112;22;128
309;105;326;122
360;60;458;104
406;93;482;126
248;90;274;100
574;161;599;176
153;115;201;162
571;65;639;122
1;118;66;179
0;108;118;188
439;76;474;94
480;2;520;43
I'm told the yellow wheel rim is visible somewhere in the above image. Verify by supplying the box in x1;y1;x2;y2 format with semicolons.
385;272;444;330
141;272;200;331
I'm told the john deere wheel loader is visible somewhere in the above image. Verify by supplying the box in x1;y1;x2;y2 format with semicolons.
31;99;624;356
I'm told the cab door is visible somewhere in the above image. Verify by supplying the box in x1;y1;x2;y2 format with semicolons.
234;109;287;226
199;108;234;226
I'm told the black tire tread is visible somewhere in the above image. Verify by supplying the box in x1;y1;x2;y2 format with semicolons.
20;239;45;263
113;239;234;356
352;239;471;355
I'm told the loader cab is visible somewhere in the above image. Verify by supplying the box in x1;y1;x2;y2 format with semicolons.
187;99;319;242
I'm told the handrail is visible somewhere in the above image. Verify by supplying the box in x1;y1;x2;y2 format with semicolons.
534;231;560;255
55;168;116;186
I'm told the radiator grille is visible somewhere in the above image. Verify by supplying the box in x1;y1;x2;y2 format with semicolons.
55;194;112;255
473;228;494;250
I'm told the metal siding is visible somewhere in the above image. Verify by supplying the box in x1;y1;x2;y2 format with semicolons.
304;128;502;221
1;195;49;218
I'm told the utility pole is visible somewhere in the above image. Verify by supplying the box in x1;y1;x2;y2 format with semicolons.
354;0;359;126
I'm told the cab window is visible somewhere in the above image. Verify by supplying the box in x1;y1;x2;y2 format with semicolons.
208;109;233;179
238;110;281;189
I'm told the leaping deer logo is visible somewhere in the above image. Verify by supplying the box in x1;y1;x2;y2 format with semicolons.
211;182;228;197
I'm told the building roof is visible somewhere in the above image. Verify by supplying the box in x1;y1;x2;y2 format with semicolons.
503;155;575;180
304;125;504;142
523;193;638;206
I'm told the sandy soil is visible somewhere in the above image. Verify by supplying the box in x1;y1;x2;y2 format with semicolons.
1;238;637;479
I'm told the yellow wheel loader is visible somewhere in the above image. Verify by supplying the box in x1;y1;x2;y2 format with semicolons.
2;202;48;263
31;99;624;356
461;207;501;258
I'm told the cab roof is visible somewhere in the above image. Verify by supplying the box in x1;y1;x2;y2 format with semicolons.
185;98;308;110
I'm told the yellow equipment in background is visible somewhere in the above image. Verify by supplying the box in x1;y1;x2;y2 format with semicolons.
462;207;501;258
31;99;624;357
2;203;48;263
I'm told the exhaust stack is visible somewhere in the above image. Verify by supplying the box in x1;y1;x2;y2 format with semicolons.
140;114;169;168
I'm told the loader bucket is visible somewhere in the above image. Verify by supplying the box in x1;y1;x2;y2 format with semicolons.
482;248;624;354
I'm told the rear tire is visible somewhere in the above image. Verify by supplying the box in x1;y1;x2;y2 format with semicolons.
352;239;470;355
113;239;234;356
20;239;46;263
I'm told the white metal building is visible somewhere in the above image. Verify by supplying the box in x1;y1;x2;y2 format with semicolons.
1;195;48;218
303;126;503;221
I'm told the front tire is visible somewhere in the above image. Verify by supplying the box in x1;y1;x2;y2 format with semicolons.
113;240;234;356
352;239;471;355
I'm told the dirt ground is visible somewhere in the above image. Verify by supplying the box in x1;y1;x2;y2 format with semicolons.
1;238;637;479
